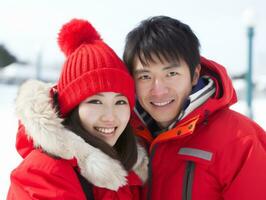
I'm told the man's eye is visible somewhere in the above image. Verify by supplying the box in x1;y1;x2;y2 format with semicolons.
167;71;178;77
116;100;128;105
87;99;102;104
138;75;151;80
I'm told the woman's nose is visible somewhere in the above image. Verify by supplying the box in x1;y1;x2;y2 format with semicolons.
100;107;115;122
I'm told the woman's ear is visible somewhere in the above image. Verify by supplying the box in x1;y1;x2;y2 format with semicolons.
192;64;201;86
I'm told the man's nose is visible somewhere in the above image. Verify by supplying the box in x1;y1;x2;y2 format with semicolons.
150;78;168;97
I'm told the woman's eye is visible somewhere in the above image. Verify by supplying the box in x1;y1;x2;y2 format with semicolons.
167;71;178;77
116;100;128;105
87;99;102;104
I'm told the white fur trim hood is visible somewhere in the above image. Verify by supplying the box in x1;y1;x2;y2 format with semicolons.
15;79;148;191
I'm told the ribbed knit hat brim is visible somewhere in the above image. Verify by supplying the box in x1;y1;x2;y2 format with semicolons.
58;68;135;116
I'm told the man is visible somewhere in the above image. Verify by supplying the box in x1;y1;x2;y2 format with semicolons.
123;16;266;200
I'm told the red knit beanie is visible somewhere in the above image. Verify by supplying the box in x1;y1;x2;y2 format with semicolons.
56;19;135;117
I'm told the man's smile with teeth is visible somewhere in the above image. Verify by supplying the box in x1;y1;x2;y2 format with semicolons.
151;99;174;106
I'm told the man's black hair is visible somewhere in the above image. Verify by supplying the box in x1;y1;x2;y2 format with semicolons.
123;15;200;78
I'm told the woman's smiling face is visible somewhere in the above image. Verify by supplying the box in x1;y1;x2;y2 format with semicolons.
78;92;130;146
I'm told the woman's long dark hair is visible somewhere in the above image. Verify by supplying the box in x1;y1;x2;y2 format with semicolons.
54;93;138;171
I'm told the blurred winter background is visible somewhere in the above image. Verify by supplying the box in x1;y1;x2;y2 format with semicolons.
1;0;265;197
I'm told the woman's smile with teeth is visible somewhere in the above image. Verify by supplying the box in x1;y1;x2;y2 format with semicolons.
95;127;116;134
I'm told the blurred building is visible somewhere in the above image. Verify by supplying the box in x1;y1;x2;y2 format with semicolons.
0;62;60;85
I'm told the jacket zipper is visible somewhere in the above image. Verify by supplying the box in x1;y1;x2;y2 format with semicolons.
147;144;157;200
74;167;94;200
182;161;195;200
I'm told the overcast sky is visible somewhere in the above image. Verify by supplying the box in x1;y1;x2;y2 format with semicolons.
1;0;266;75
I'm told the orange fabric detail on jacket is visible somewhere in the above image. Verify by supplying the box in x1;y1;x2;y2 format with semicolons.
132;114;199;152
149;116;199;151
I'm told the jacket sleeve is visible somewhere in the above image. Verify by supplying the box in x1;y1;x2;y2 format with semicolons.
218;128;266;200
7;152;87;200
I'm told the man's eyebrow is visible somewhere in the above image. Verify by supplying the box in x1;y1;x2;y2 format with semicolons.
133;62;180;74
133;68;150;75
162;63;180;70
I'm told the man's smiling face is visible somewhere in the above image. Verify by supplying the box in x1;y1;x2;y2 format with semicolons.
133;56;200;128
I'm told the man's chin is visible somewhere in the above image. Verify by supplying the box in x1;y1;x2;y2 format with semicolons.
152;116;176;128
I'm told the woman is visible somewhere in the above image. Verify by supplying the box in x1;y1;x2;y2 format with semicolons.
7;19;148;199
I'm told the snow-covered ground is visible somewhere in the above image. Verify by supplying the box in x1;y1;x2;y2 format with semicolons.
1;84;20;199
0;83;265;198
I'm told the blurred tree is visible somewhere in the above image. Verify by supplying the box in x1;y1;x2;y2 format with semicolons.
0;44;17;68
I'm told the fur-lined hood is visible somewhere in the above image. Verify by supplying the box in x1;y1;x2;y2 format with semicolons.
15;79;148;191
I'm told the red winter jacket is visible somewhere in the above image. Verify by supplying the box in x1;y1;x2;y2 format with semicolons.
7;80;148;200
131;57;266;200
